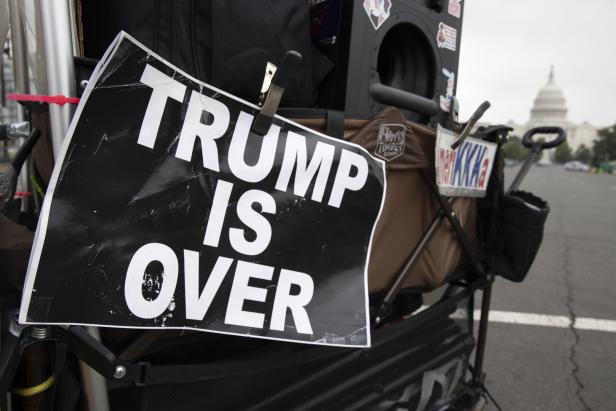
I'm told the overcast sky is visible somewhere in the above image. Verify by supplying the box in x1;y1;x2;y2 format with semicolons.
457;0;616;128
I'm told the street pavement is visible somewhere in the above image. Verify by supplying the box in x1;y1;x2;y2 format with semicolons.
2;159;614;409
481;165;616;410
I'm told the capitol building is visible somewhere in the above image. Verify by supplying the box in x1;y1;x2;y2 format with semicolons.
508;67;598;154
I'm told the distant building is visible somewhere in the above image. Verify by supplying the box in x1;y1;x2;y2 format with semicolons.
508;67;598;156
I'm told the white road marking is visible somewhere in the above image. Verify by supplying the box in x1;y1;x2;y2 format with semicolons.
486;310;570;328
575;317;616;333
609;186;616;191
446;309;616;333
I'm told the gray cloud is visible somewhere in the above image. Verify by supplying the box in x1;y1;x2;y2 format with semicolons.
457;0;616;127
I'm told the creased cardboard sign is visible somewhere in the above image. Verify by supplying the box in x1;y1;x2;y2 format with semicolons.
19;32;386;347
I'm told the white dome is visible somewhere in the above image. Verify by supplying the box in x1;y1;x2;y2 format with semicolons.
530;67;568;122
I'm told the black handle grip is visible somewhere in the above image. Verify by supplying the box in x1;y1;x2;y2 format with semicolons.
271;50;302;89
369;83;439;117
11;128;41;172
522;126;566;150
451;100;491;150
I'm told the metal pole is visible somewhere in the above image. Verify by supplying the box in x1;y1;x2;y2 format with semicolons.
79;327;111;411
8;0;28;121
375;209;445;325
39;0;76;156
39;3;109;411
8;0;31;209
473;275;493;384
67;0;82;57
508;150;538;193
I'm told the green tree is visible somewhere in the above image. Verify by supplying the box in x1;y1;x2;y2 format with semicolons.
503;135;543;162
592;125;616;163
503;136;527;161
574;144;592;164
553;140;573;163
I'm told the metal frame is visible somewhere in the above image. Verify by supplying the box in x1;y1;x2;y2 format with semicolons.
7;0;30;208
1;2;109;411
39;0;76;157
38;2;109;409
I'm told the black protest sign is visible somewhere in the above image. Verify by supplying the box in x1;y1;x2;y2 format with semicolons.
19;33;385;347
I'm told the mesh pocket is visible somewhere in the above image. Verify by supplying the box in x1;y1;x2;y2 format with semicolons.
487;190;549;282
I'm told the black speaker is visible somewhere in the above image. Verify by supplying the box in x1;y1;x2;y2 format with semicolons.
312;0;464;127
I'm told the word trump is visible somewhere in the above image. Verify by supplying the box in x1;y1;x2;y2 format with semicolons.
138;64;368;209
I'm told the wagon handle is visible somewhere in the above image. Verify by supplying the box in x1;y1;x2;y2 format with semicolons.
369;82;438;117
508;126;566;192
522;126;566;152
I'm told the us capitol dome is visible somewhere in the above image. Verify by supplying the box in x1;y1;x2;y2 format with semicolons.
509;67;598;155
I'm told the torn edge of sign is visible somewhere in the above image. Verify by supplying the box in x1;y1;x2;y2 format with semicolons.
18;31;388;348
19;32;125;325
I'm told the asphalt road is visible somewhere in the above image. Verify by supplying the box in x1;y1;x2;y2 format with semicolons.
2;159;614;409
480;165;616;411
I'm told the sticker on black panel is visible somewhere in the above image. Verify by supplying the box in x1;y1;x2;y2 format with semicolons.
363;0;392;30
437;22;457;51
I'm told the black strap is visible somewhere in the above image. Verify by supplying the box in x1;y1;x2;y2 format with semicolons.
326;110;344;140
53;345;82;411
120;345;347;386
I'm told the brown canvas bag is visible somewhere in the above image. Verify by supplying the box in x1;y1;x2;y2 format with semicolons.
296;107;477;293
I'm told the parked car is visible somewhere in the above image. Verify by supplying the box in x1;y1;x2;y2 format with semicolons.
563;161;590;172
